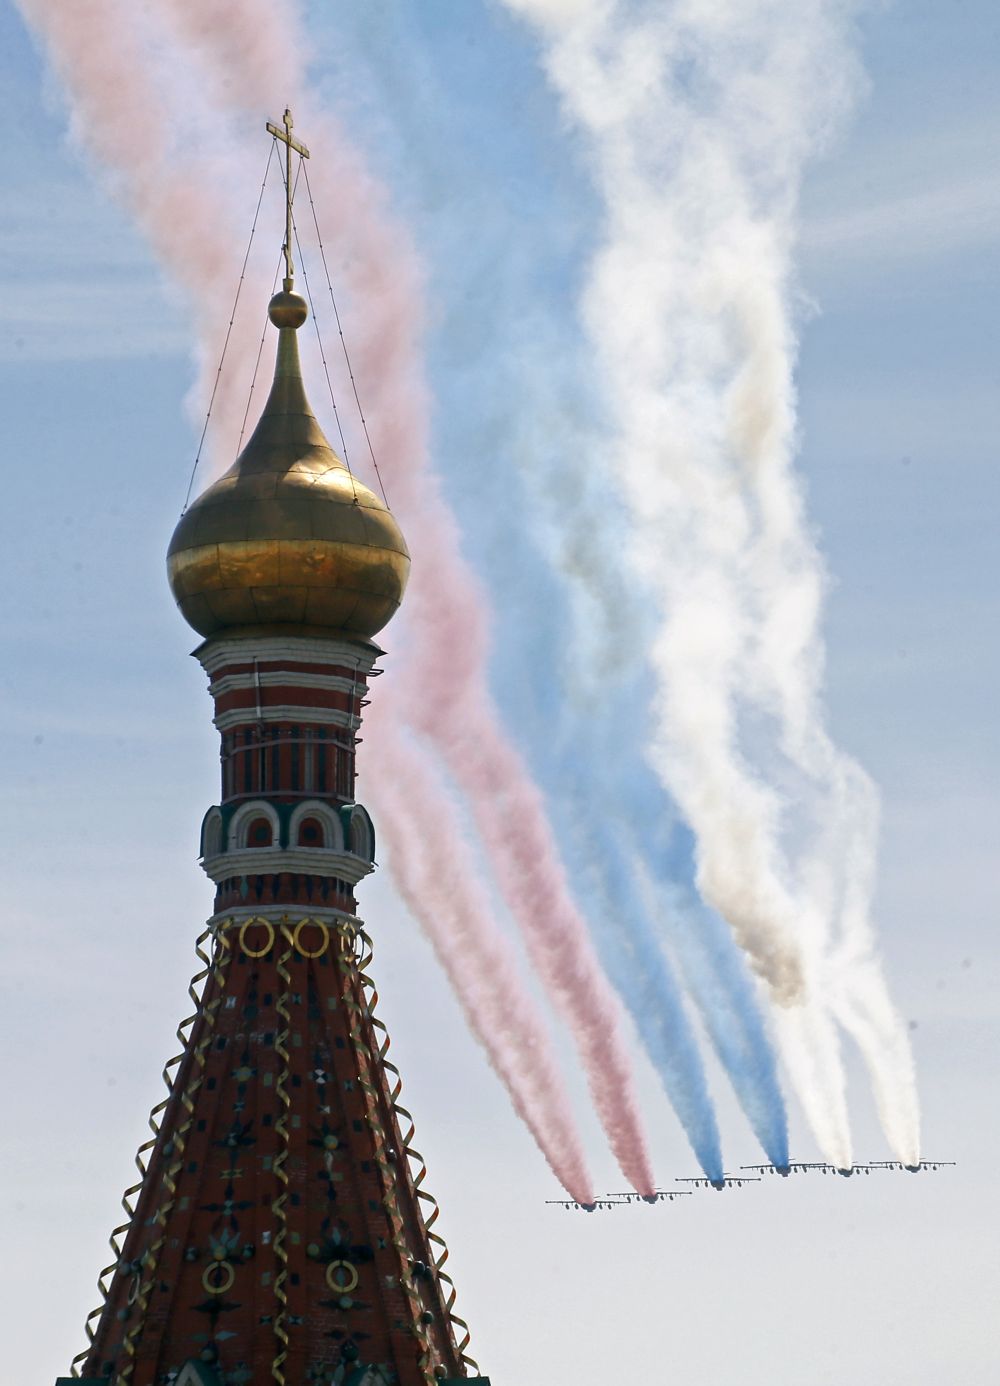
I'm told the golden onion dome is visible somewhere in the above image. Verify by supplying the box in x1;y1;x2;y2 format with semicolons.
167;290;409;641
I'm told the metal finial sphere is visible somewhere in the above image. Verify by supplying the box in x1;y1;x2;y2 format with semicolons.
268;290;308;329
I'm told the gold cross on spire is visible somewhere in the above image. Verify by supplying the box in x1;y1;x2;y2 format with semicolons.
266;107;310;291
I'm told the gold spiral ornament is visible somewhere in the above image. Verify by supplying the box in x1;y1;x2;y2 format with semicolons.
354;923;479;1378
270;923;294;1386
339;934;440;1384
72;927;233;1383
335;916;358;956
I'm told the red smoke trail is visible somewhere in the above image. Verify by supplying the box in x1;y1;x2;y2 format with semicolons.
17;0;648;1190
151;0;655;1194
12;0;272;458
368;722;595;1202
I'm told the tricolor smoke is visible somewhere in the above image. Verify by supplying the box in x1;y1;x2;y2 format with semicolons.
317;8;790;1167
159;0;658;1195
20;0;918;1178
501;0;920;1165
14;0;659;1192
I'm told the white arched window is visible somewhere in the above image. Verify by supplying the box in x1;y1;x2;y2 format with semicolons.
201;807;224;860
289;800;343;852
344;805;375;864
227;800;281;852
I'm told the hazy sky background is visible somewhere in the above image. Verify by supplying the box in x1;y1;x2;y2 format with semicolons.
1;1;997;1382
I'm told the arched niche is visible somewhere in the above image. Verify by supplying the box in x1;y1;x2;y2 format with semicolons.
289;799;344;852
200;805;224;859
227;799;281;852
341;803;376;864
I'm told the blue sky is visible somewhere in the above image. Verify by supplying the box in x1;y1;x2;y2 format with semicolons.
1;1;998;1382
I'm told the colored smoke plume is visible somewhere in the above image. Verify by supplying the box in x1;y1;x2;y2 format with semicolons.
150;0;656;1195
571;816;725;1181
502;0;919;1167
367;720;595;1202
17;0;654;1189
554;729;787;1171
301;19;793;1174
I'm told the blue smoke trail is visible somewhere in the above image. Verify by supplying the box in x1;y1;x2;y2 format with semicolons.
565;790;724;1180
550;698;787;1172
313;2;787;1167
636;809;790;1169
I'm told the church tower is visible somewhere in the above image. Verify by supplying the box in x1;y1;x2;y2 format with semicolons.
64;114;487;1386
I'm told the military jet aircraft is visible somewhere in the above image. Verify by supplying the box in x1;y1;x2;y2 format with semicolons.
545;1188;693;1210
606;1189;693;1204
677;1173;761;1190
741;1160;875;1177
740;1161;825;1177
867;1159;955;1173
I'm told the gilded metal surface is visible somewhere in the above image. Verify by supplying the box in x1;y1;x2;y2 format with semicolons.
266;108;308;287
168;316;410;640
267;288;307;329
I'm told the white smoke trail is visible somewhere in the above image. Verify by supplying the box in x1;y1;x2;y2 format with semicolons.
502;0;920;1164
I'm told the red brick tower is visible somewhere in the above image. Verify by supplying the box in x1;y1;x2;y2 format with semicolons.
65;118;487;1386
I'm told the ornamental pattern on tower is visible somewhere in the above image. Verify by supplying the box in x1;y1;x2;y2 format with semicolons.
63;110;489;1386
78;917;474;1386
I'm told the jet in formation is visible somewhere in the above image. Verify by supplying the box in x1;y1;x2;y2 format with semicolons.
545;1160;954;1208
740;1159;956;1177
677;1173;761;1190
545;1189;694;1212
866;1160;955;1173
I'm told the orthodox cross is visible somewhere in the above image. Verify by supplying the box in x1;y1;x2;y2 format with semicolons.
266;107;310;290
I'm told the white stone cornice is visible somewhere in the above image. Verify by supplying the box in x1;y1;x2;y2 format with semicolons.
201;846;375;886
208;670;360;698
213;704;355;733
207;903;364;929
195;634;382;677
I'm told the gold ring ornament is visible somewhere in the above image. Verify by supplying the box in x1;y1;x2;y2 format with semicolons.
293;917;330;958
202;1259;236;1295
325;1260;359;1294
239;917;276;957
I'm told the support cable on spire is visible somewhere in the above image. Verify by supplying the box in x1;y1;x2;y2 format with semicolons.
237;156;305;455
182;140;277;513
290;209;360;501
302;160;390;508
237;250;284;454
